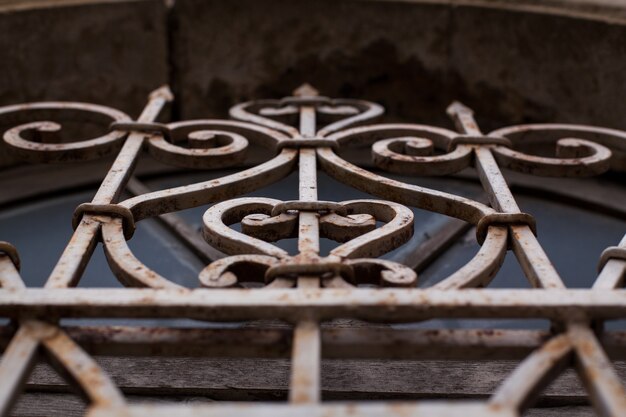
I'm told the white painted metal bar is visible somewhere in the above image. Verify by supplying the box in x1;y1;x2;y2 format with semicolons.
45;86;173;288
0;325;40;417
86;402;518;417
0;85;625;416
0;288;623;320
568;323;626;417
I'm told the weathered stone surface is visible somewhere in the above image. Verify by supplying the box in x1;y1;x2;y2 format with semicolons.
0;0;168;167
1;0;625;138
1;0;625;131
170;0;626;131
450;5;626;131
0;0;167;116
170;0;452;123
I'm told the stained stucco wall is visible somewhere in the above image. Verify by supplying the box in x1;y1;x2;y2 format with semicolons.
0;0;624;151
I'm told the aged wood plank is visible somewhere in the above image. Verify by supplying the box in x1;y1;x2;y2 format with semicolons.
17;358;625;401
525;406;594;416
11;392;214;417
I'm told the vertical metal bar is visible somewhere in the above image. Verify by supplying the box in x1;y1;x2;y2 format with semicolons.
0;259;35;417
568;323;626;416
489;333;573;412
45;86;173;288
0;257;24;291
593;234;626;289
2;87;625;416
447;103;565;289
297;102;321;288
474;147;564;288
289;319;321;404
297;150;321;290
42;325;125;407
289;90;321;404
0;325;40;417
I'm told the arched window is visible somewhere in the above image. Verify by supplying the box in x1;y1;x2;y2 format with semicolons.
1;1;625;416
1;84;625;417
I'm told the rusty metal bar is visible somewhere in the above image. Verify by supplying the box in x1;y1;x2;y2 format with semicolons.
594;234;626;289
0;324;39;416
125;177;224;264
0;85;625;416
289;319;321;403
45;86;173;288
568;323;626;416
290;87;323;403
447;102;565;289
0;288;624;320
489;333;573;412
85;402;517;417
38;322;126;407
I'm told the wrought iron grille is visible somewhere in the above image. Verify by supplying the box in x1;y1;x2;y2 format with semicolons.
0;84;625;417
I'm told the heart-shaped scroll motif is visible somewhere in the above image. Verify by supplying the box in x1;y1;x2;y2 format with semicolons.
201;198;296;259
229;90;383;138
199;197;417;288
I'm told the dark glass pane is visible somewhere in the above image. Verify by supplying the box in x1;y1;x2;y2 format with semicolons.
1;170;623;330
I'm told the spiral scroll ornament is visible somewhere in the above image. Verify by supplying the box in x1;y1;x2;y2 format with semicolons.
0;102;131;162
1;84;625;416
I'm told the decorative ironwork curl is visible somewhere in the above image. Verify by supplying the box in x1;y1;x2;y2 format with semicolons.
0;84;625;417
145;119;283;169
0;241;20;271
488;124;626;176
598;246;626;272
230;84;384;138
199;197;416;288
0;102;130;163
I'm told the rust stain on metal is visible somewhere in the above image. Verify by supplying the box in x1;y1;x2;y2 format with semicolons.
0;84;624;416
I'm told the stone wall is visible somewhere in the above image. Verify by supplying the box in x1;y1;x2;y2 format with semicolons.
0;0;624;150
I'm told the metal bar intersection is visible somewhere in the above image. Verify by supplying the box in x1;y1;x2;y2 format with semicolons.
0;84;625;416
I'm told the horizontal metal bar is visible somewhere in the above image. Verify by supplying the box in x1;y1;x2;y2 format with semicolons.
19;356;626;402
0;289;624;321
4;325;621;360
86;402;516;417
4;325;624;360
